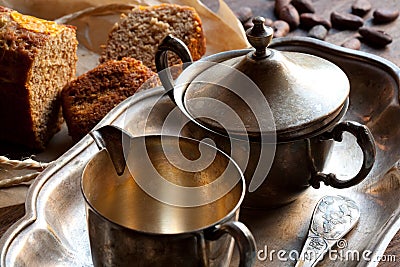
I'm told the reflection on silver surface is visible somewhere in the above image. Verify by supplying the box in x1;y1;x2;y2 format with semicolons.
82;136;254;267
83;138;243;233
0;37;399;266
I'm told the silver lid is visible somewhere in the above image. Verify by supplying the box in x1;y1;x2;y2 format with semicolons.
183;17;350;140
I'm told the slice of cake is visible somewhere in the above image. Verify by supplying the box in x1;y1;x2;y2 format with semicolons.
61;57;157;142
0;6;78;150
99;4;206;71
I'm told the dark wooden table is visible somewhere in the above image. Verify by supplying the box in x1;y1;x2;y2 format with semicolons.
1;0;399;266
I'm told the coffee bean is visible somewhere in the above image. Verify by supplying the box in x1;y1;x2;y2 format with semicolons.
351;0;372;17
359;27;392;47
341;38;361;50
331;11;364;30
272;20;290;38
300;13;331;30
275;0;291;16
308;25;328;40
373;9;400;24
264;18;274;27
279;4;300;30
291;0;315;14
235;6;253;24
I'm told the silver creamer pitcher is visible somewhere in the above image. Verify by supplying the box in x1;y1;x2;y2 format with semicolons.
81;126;256;266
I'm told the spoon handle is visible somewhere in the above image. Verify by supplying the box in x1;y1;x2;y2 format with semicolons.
295;232;337;267
295;195;360;267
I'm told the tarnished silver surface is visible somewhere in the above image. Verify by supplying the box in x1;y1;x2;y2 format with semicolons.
156;32;376;209
295;195;360;267
0;37;399;266
157;19;350;140
82;133;255;267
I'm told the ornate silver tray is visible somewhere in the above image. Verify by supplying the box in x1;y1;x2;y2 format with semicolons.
1;37;399;266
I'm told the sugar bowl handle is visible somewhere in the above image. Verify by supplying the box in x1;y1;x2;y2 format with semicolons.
310;121;376;189
206;221;256;267
155;35;193;103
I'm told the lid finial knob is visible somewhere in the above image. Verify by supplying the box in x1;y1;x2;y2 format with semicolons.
246;16;273;59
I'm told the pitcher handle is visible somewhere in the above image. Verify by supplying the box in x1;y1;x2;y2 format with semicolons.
206;221;256;267
310;121;376;189
155;35;193;103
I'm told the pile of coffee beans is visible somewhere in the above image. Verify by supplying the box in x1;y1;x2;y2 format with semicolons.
236;0;398;49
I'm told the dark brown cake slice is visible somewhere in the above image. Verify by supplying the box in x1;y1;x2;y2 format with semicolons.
61;57;157;142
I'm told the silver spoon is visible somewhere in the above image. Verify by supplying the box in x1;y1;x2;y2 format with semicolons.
295;195;360;267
